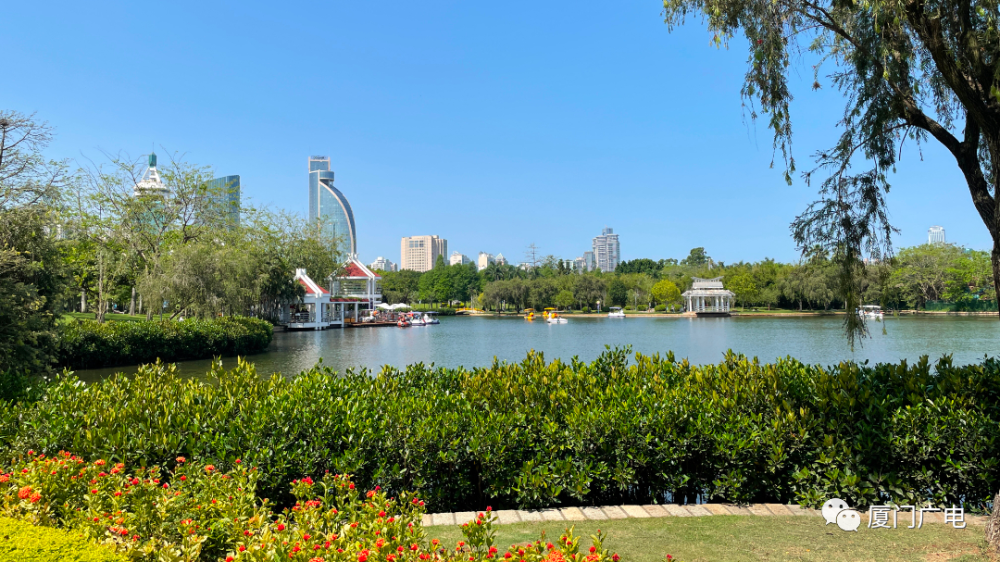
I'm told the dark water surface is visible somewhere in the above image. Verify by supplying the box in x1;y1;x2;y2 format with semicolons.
75;315;1000;381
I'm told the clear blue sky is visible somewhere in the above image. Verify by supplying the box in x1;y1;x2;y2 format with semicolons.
3;1;988;265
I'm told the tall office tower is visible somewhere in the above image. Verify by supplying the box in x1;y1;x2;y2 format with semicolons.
583;251;595;272
308;156;357;255
369;256;397;272
207;175;241;227
477;252;495;271
400;235;448;272
449;252;471;266
928;226;946;245
592;227;620;272
573;256;586;273
495;253;507;266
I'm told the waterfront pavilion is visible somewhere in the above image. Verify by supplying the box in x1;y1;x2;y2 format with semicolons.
682;277;734;315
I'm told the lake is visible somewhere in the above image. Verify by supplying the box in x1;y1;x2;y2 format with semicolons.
75;314;1000;381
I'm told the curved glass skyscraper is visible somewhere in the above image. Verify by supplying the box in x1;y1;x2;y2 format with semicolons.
308;156;357;256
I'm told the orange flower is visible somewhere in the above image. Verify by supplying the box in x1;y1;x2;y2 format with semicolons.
17;486;32;500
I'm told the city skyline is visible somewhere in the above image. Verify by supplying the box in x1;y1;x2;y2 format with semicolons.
6;2;991;265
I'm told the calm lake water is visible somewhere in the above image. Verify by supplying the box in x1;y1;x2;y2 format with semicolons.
75;315;1000;381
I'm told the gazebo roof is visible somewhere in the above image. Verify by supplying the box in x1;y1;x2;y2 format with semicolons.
682;277;734;297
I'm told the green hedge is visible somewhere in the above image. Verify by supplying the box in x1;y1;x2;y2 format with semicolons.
0;516;125;562
58;316;273;369
3;349;999;514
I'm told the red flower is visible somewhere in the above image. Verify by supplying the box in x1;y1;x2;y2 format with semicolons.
180;476;187;481
29;492;41;503
90;489;98;494
163;483;169;489
589;547;596;554
349;483;355;490
17;486;33;500
176;456;186;463
235;459;242;464
613;556;621;562
277;523;286;531
226;557;234;562
205;465;215;472
304;534;312;540
240;546;246;552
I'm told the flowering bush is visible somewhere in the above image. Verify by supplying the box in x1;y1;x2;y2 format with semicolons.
0;451;621;562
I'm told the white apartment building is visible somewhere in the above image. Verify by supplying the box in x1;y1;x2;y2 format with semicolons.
400;235;448;272
477;252;495;271
928;226;946;245
449;252;471;266
592;227;620;272
369;256;397;272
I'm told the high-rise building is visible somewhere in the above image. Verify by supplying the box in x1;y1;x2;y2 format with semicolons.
592;227;620;272
207;175;241;227
134;152;169;197
450;252;471;266
928;226;946;245
573;256;586;273
308;156;357;256
495;253;508;266
369;256;397;272
583;251;595;272
400;235;448;272
477;252;495;271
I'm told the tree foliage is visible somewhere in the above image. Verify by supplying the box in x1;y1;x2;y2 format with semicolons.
662;0;1000;340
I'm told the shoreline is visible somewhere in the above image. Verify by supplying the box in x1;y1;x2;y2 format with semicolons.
469;310;998;318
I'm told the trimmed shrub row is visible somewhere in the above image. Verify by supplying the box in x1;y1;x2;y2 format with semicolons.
3;348;999;513
0;515;125;562
58;317;273;369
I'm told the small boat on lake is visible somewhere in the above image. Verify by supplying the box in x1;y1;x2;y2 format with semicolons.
857;304;884;320
607;307;626;318
547;312;568;324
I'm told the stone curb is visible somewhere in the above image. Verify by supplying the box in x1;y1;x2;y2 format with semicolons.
423;504;988;527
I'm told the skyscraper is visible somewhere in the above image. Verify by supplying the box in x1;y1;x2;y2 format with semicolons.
592;227;620;272
449;252;471;265
207;175;241;227
308;156;357;256
400;235;448;272
369;256;397;272
477;252;495;271
583;251;595;272
928;226;946;245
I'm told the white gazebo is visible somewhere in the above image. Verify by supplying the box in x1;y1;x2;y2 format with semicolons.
280;268;343;330
682;277;734;316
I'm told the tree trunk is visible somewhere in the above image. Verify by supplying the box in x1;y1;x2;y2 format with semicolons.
987;489;1000;552
129;287;136;316
80;289;87;313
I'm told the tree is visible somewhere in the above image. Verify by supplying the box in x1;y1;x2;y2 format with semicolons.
662;0;1000;338
381;270;421;304
681;248;710;268
890;244;964;308
607;278;628;306
726;271;758;310
554;289;575;310
0;207;68;399
651;279;682;307
0;111;74;210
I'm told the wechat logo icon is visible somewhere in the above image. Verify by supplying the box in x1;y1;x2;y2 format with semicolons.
822;498;862;532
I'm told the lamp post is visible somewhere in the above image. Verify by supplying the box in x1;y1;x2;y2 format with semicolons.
597;300;601;314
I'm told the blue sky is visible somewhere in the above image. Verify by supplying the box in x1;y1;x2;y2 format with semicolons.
3;1;987;265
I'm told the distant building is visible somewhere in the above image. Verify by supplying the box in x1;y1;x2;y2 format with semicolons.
573;256;586;273
134;152;169;197
495;253;508;266
583;251;595;272
369;256;397;272
681;277;734;315
477;252;495;271
400;235;448;272
308;156;357;255
450;252;471;266
928;226;946;245
207;175;241;227
592;227;620;272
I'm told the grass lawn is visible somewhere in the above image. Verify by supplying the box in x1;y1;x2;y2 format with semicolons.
429;516;988;562
62;312;149;323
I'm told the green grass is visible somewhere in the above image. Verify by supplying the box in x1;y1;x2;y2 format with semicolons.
429;516;988;562
63;312;150;323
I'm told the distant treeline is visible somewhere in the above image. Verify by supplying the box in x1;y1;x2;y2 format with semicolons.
377;244;996;313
